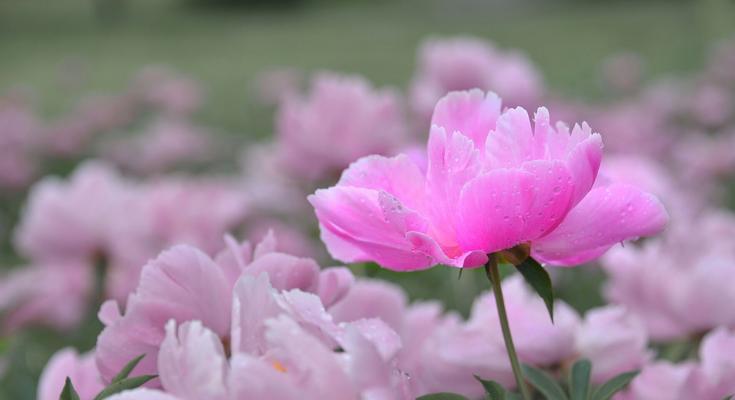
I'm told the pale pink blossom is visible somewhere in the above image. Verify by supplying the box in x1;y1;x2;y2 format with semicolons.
603;210;735;340
275;72;408;182
310;90;668;270
98;117;212;175
614;361;695;400
0;93;40;188
410;37;544;125
575;306;651;384
95;235;340;383
133;67;203;116
0;262;92;333
37;349;104;400
600;52;645;94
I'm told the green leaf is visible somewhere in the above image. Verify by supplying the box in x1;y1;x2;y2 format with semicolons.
474;375;506;400
416;393;469;400
516;256;554;322
111;354;146;383
60;378;81;400
94;375;157;400
723;396;734;400
522;364;568;400
590;370;639;400
570;359;592;400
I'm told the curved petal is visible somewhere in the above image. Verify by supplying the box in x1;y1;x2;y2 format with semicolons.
338;154;427;212
132;245;232;337
244;252;320;292
533;183;668;265
96;246;232;383
430;89;501;149
316;267;355;307
309;187;434;271
564;125;603;205
456;169;533;252
158;321;228;400
426;126;482;249
230;274;281;356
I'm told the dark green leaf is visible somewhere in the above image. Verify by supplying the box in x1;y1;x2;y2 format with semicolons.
522;364;568;400
94;375;157;400
111;354;146;383
474;375;506;400
516;257;554;322
416;393;469;400
60;378;81;400
570;359;592;400
590;370;639;400
723;396;734;400
506;393;523;400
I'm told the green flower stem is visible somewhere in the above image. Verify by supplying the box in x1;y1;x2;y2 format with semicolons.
484;254;532;400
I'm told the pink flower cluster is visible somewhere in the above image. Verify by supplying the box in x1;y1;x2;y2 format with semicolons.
0;162;248;332
37;235;657;400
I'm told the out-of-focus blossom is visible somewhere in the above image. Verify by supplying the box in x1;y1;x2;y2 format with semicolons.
603;210;735;340
311;90;668;271
410;36;544;124
465;276;580;367
600;52;645;94
620;328;735;400
404;275;579;398
254;67;303;106
0;262;92;333
10;161;249;319
14;162;139;262
244;218;322;260
672;130;735;188
615;361;695;400
0;93;41;188
575;305;650;384
98;117;212;175
132;67;204;116
275;72;408;182
682;328;735;399
688;82;733;128
37;349;104;400
44;94;135;157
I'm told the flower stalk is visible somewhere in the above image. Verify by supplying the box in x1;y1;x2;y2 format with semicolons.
484;254;532;400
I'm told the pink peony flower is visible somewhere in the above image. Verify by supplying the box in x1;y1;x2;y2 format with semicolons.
97;117;212;175
310;90;668;270
410;37;544;125
95;234;359;384
37;349;104;400
615;361;695;400
575;305;651;384
0;262;92;333
275;72;408;182
603;210;735;340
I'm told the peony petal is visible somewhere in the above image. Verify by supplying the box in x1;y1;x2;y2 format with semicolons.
338;154;427;212
157;321;228;400
430;89;501;149
244;252;320;292
310;187;434;271
533;183;668;265
456;169;533;253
